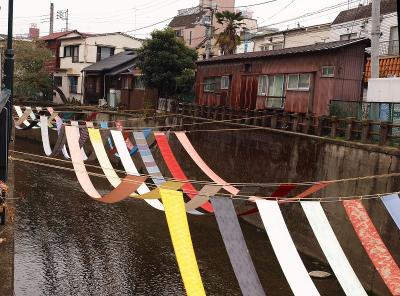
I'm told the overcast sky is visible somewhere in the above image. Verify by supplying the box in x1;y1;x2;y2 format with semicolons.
0;0;369;37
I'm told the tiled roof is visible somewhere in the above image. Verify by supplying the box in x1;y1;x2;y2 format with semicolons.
83;51;137;74
332;0;396;25
40;31;76;41
169;10;206;28
198;38;371;64
364;56;400;82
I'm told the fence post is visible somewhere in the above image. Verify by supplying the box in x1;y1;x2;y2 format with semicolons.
213;106;219;121
281;112;289;129
228;107;234;120
330;116;338;139
206;105;212;119
271;112;278;129
292;113;299;132
262;110;268;127
244;109;251;125
200;105;205;118
361;120;371;143
188;103;193;117
221;106;227;121
253;110;261;126
379;121;391;146
345;117;356;141
303;114;312;134
193;104;199;118
315;116;325;136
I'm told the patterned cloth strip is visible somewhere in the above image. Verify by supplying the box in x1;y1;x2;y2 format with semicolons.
211;196;266;296
343;200;400;295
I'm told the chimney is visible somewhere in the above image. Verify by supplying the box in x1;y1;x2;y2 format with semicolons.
29;24;40;39
50;3;54;34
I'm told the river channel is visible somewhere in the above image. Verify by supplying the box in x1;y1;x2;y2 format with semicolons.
14;139;348;296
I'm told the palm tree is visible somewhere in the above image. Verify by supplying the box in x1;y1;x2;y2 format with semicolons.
215;11;245;55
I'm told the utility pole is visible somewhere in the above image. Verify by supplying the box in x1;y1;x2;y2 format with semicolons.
50;3;54;34
204;2;214;59
371;0;381;78
57;9;69;31
1;0;14;182
397;0;400;48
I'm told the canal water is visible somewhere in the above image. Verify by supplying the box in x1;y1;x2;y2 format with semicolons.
14;139;346;296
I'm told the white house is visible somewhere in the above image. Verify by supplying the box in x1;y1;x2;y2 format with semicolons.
330;0;398;55
53;32;142;103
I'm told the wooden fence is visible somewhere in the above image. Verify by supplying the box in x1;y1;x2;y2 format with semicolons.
167;101;400;148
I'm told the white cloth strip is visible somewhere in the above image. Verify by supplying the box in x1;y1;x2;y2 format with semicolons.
70;121;88;161
301;201;367;296
256;200;320;296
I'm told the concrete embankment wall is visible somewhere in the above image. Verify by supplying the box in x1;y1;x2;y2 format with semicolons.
17;113;400;296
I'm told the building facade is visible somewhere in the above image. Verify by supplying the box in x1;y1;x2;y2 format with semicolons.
195;39;369;116
330;0;398;56
251;23;331;53
82;51;158;110
41;31;142;104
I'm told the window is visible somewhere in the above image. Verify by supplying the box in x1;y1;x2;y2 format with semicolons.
340;33;357;41
272;43;284;50
257;75;268;96
389;26;399;55
298;74;310;89
54;76;62;87
267;75;284;108
175;30;183;37
244;63;252;73
134;75;145;90
122;76;132;90
64;45;79;63
322;66;335;77
221;76;230;90
287;74;299;89
97;46;115;61
68;76;78;94
287;73;311;90
203;77;215;92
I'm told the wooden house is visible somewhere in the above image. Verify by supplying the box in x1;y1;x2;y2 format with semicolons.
195;38;370;115
82;51;158;110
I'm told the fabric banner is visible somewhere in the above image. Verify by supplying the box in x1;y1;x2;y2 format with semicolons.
301;201;367;296
111;130;165;211
71;121;89;161
211;197;266;296
65;125;149;203
129;131;204;215
185;185;222;212
238;185;296;216
256;200;320;296
380;194;400;230
134;131;165;187
154;132;213;213
40;116;69;158
14;106;31;127
160;189;206;296
343;200;400;295
175;132;239;195
14;108;32;129
0;89;10;112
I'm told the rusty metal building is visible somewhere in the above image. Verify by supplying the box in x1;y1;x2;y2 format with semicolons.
195;39;370;115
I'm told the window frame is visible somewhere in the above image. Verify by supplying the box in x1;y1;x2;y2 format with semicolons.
221;76;230;90
96;46;115;62
321;66;335;78
54;76;62;87
203;77;216;93
286;73;311;91
134;75;145;90
257;75;268;96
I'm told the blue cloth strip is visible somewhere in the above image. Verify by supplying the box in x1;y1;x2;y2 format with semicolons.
381;194;400;230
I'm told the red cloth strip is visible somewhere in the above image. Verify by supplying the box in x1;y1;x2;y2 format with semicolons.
239;184;296;216
85;112;98;122
154;133;213;212
343;200;400;295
